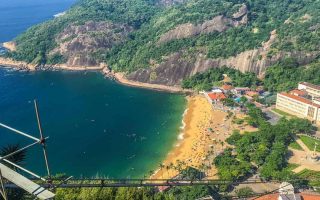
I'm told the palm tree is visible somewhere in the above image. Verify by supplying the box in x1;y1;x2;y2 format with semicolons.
199;163;205;179
159;163;164;180
168;162;174;177
148;170;154;178
0;144;26;170
165;165;170;178
176;160;183;174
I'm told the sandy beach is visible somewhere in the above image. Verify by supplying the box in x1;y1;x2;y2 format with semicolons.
0;56;105;72
151;95;235;180
113;72;192;93
2;41;16;51
0;57;37;71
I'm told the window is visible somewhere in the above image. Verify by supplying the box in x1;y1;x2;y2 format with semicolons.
308;107;315;118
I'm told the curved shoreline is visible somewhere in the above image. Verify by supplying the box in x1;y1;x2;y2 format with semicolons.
0;54;195;179
0;41;191;93
151;95;228;180
113;72;192;93
0;57;192;94
177;108;188;141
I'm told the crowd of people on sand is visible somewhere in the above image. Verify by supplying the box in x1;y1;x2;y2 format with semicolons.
152;95;242;180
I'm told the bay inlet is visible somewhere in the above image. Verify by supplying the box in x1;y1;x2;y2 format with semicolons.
0;0;186;178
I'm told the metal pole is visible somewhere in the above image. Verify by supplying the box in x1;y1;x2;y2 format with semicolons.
0;140;44;161
0;169;8;200
0;123;40;142
1;158;46;182
34;100;51;179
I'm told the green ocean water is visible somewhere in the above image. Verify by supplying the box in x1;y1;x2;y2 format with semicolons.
0;69;186;178
0;0;186;178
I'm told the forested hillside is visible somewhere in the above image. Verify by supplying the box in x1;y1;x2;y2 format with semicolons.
3;0;320;86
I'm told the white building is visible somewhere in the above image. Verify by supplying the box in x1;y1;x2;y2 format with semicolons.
276;92;320;124
298;82;320;98
278;182;301;200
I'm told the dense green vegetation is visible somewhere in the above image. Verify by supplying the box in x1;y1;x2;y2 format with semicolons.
296;169;320;188
107;0;320;72
5;0;319;73
2;0;320;196
54;185;221;200
214;148;252;182
273;0;320;52
215;105;315;183
264;59;320;92
5;0;159;64
181;67;260;91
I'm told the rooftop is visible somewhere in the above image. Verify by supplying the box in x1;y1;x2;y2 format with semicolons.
252;193;320;200
246;91;259;97
279;92;320;108
290;89;307;97
211;88;223;93
221;84;233;90
234;87;250;91
299;82;320;91
208;92;227;100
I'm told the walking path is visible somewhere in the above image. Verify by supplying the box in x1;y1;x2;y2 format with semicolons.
296;139;312;154
288;138;320;173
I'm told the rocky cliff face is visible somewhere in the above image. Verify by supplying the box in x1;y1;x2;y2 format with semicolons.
127;50;318;86
158;4;248;44
51;21;133;67
127;30;319;86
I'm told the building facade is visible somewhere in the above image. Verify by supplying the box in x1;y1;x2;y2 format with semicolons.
298;82;320;98
276;92;320;124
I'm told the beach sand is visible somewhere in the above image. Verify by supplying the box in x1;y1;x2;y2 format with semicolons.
151;95;233;180
2;41;16;51
114;72;192;93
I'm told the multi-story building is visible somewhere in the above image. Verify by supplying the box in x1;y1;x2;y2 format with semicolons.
276;83;320;124
298;82;320;98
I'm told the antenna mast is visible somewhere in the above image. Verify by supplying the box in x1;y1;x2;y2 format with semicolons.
0;100;55;199
34;100;51;179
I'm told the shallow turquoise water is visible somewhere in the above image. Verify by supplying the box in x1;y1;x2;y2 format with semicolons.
0;0;186;178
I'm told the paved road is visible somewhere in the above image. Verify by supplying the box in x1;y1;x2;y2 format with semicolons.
263;109;281;125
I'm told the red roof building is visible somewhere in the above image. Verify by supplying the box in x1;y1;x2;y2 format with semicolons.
290;89;307;97
246;91;259;97
252;193;320;200
221;84;233;91
280;92;320;108
208;92;227;102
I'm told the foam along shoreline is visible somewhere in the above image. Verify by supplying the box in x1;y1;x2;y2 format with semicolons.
151;95;230;180
177;108;188;141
